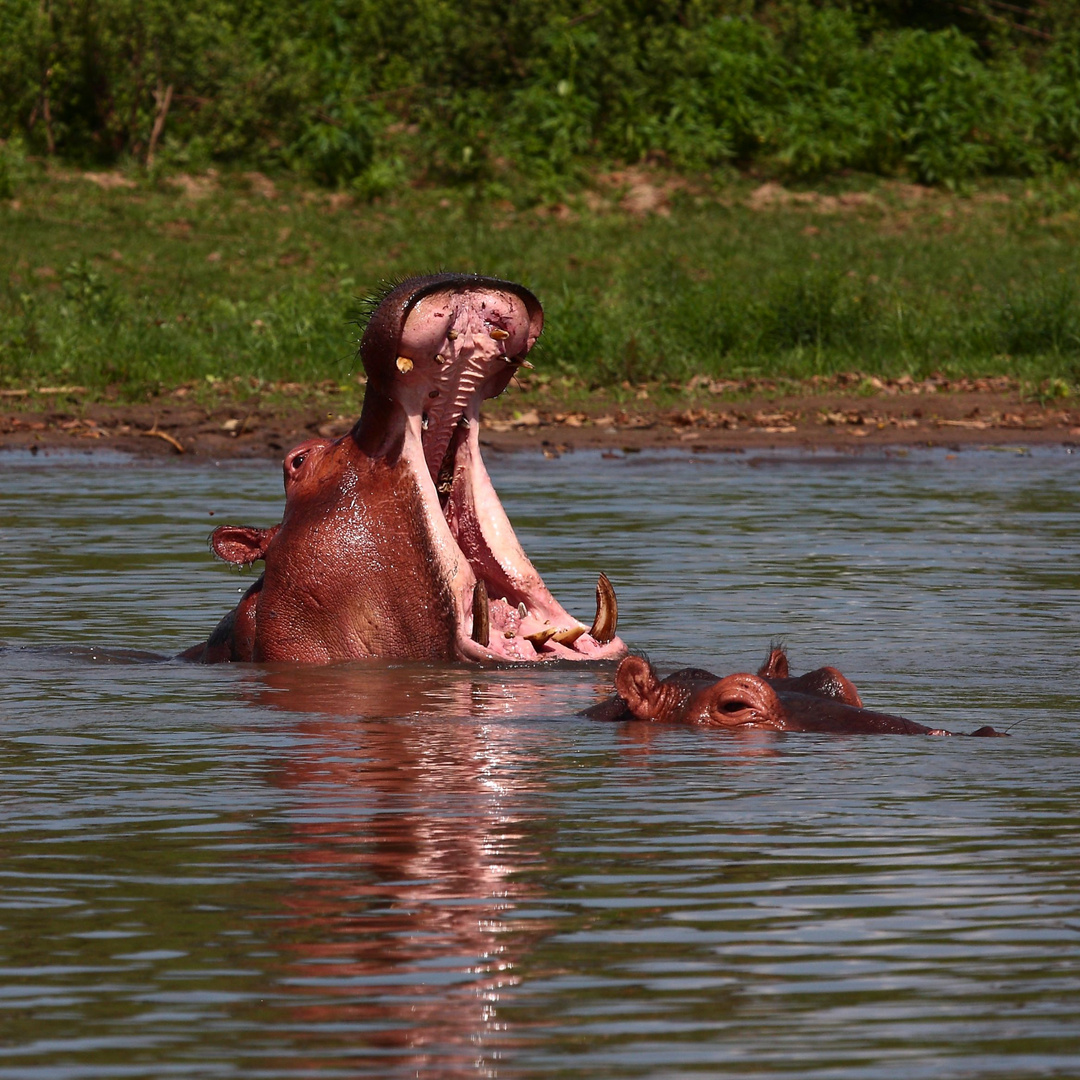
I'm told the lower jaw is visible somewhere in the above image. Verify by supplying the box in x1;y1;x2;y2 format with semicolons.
453;582;626;664
454;630;627;665
418;415;626;664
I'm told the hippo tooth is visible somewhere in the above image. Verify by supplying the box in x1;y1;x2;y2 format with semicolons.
489;328;510;340
525;627;559;646
435;353;447;365
518;359;535;369
396;356;414;374
447;329;459;340
517;601;527;618
471;580;490;648
551;626;586;646
589;572;618;644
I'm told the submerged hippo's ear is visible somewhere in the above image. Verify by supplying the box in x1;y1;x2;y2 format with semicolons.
210;525;279;566
614;655;662;720
758;645;789;680
791;666;863;707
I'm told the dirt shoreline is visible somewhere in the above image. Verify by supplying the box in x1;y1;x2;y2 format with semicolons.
2;384;1078;460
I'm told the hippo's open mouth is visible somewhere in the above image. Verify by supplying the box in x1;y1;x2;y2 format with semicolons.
191;273;627;666
366;275;625;663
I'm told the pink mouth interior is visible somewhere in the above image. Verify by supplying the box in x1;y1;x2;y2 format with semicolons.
389;285;622;663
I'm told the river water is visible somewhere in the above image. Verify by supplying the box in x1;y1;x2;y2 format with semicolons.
1;444;1078;1078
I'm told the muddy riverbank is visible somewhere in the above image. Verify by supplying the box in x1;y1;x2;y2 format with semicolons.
2;377;1077;459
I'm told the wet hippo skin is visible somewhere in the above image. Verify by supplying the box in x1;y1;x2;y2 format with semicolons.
586;647;1007;737
182;274;626;665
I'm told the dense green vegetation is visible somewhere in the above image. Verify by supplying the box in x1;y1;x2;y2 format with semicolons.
2;1;1080;196
3;2;1080;398
2;174;1079;398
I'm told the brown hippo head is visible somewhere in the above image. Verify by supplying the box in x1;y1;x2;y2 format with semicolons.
185;274;626;665
585;647;1006;736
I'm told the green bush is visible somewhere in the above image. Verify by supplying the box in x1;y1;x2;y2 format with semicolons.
1037;30;1080;165
0;0;1077;191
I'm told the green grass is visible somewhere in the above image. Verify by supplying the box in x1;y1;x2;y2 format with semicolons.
2;170;1080;401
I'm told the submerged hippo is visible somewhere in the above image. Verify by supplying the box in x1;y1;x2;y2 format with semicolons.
183;274;626;665
586;647;1006;736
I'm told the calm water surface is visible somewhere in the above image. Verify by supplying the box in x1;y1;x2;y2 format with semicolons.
0;445;1078;1078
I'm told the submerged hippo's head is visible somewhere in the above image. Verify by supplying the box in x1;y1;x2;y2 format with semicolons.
201;273;625;666
594;650;1004;736
611;656;796;727
609;653;918;732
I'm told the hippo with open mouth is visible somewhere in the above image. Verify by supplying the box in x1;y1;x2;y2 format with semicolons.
183;273;626;665
587;647;1006;736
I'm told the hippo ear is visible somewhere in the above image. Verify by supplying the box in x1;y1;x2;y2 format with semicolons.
211;525;279;566
758;645;789;680
790;666;864;707
614;655;662;720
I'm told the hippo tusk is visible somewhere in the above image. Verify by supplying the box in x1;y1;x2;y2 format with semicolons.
590;573;618;643
551;626;586;646
471;580;490;648
525;626;559;647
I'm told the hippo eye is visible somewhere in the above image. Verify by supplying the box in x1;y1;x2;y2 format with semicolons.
290;453;307;470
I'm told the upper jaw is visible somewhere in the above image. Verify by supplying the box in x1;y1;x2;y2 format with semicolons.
361;277;626;665
386;280;537;473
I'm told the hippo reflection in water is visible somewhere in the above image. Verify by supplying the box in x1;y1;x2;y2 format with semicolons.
586;647;1007;737
182;274;626;665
